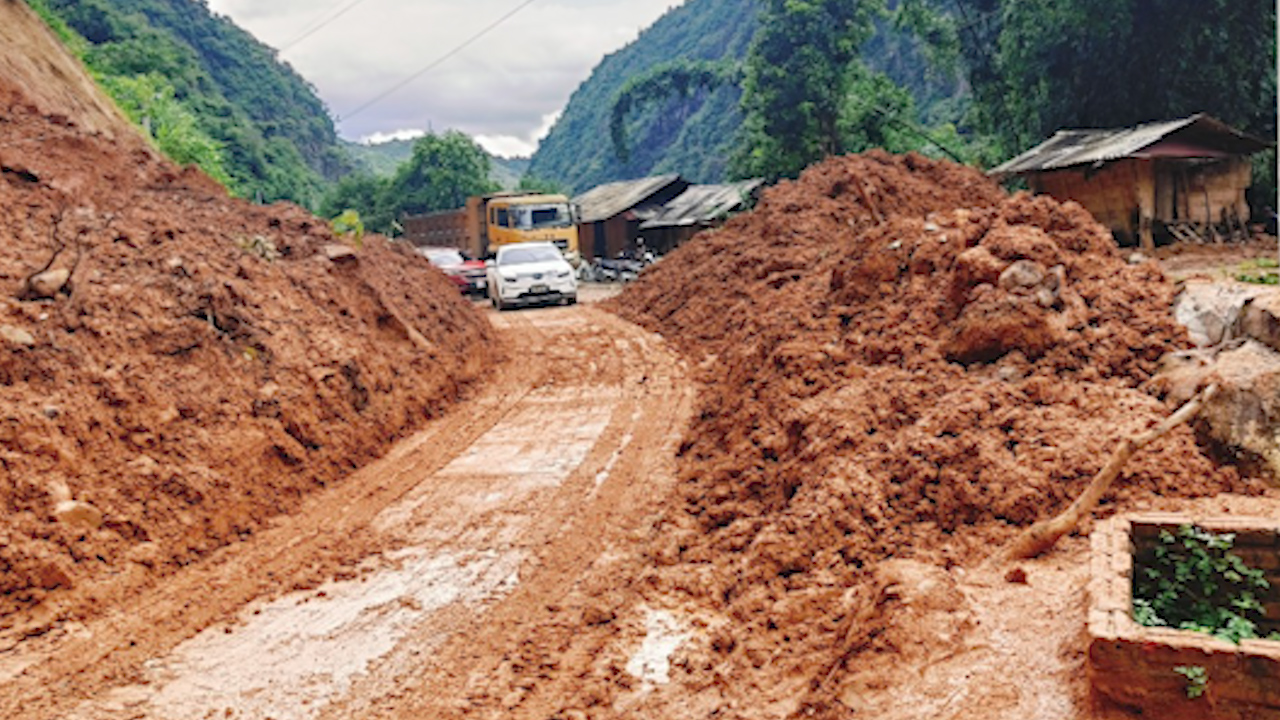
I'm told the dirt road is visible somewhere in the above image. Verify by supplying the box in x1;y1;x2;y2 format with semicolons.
1;294;694;720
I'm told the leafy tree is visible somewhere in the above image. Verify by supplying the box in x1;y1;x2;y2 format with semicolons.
385;131;500;218
517;175;567;195
734;0;886;179
319;173;391;234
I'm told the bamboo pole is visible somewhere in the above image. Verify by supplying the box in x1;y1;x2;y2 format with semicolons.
1001;385;1217;561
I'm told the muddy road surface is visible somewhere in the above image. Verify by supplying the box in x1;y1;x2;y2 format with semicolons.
2;295;694;720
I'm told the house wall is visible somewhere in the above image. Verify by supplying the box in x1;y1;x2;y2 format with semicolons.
1030;157;1253;248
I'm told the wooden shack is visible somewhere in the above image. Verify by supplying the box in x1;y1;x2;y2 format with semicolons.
635;179;764;255
990;114;1272;250
573;174;689;261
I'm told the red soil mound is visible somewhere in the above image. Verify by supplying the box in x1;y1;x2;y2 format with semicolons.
0;31;496;624
609;151;1260;716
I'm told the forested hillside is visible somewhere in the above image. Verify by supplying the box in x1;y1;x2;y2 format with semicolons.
344;138;530;190
28;0;349;206
528;0;760;194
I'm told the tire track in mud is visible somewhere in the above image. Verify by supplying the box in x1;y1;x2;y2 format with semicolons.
0;301;694;720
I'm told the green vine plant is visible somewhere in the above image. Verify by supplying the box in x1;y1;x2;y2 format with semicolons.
330;209;366;249
609;60;743;163
1132;524;1278;644
1174;665;1208;699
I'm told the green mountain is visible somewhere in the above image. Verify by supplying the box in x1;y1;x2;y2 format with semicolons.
31;0;349;206
528;0;761;195
526;0;967;194
342;138;530;191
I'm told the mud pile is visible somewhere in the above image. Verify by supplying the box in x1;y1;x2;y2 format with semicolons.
609;151;1261;716
0;12;496;626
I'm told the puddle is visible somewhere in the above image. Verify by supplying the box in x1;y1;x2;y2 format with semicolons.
625;609;691;689
142;548;522;720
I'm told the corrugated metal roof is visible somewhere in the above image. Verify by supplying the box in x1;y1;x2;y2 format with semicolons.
639;180;764;229
573;174;684;224
989;114;1272;178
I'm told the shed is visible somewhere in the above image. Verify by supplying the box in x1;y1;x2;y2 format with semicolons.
636;179;764;255
989;114;1272;249
573;174;689;260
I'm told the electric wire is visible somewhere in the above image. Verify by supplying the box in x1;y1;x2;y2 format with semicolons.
341;0;538;121
279;0;375;52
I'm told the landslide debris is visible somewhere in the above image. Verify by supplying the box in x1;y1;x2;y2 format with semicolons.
0;11;497;627
606;151;1261;716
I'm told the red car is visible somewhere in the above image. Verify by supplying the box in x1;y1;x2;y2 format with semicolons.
419;247;487;295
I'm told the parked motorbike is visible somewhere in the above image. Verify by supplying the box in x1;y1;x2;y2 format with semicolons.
587;250;656;283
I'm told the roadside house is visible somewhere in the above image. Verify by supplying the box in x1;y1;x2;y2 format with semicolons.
989;114;1272;250
573;174;689;260
636;179;764;255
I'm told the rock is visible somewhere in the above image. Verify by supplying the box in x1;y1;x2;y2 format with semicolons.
42;405;59;419
31;561;72;591
46;479;72;504
125;542;163;568
322;244;358;263
54;499;104;530
26;268;70;298
1173;281;1266;348
1162;340;1280;478
0;324;35;346
1128;252;1149;264
998;260;1046;292
1238;292;1280;354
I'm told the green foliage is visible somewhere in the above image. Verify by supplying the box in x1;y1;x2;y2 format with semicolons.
1133;525;1272;645
610;60;743;162
1236;257;1280;286
516;175;565;196
735;0;886;180
906;0;1276;164
320;132;498;237
330;210;365;248
528;0;760;193
386;131;499;217
99;73;233;187
29;0;348;207
1174;665;1208;700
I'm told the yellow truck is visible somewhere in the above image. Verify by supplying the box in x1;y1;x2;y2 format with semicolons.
402;192;580;260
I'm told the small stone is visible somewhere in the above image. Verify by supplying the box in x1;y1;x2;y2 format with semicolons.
887;240;903;251
998;260;1046;291
46;479;71;504
42;405;59;419
1005;567;1029;584
582;605;616;626
27;268;71;298
1128;252;1149;265
924;222;940;233
54;500;104;530
323;244;358;263
126;542;163;568
0;325;35;346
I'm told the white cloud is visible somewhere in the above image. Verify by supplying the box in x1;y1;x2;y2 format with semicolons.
206;0;682;150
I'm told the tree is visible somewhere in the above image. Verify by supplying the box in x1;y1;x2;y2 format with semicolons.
384;131;500;218
734;0;886;179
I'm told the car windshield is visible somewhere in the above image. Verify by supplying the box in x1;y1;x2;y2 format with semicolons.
500;247;563;265
424;250;464;266
512;204;573;230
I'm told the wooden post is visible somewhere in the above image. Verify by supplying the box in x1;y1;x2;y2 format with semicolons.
1136;161;1156;251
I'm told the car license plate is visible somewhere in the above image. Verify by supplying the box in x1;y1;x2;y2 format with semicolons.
530;284;548;293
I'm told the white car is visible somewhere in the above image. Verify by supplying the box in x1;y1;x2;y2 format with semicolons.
486;242;578;311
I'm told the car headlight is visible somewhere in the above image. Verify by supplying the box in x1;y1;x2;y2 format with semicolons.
556;270;571;279
501;275;518;283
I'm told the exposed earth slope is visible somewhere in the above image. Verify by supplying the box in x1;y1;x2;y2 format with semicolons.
0;0;496;633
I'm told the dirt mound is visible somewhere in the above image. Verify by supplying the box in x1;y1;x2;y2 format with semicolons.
608;151;1261;716
0;12;496;628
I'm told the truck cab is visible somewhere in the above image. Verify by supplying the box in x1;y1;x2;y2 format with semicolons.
485;194;579;260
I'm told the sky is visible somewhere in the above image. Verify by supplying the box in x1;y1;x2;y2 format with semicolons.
205;0;683;157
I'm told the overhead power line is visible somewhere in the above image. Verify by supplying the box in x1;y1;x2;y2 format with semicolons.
341;0;539;122
279;0;375;52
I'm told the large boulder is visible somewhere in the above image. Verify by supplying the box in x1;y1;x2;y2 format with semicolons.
1162;286;1280;478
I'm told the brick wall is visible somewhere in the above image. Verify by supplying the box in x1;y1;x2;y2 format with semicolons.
1088;513;1280;719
